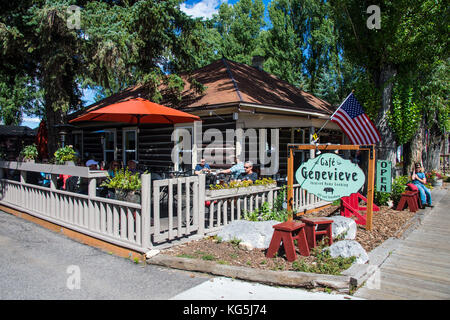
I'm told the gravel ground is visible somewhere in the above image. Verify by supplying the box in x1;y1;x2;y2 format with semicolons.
162;204;415;273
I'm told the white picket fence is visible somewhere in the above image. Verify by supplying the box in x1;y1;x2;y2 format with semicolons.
0;161;328;252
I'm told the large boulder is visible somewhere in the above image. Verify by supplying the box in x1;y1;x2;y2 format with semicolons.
217;220;279;249
329;216;357;240
326;240;369;264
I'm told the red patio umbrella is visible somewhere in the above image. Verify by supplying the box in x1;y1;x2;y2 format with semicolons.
35;120;49;160
69;97;200;125
69;97;200;164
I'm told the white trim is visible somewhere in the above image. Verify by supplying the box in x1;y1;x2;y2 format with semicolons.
239;102;331;119
173;123;194;171
103;128;117;164
122;127;138;165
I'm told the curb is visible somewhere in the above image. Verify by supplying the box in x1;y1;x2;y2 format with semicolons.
147;254;352;293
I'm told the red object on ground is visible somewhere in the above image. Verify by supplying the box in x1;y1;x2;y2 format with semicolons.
396;190;420;212
340;192;380;225
266;220;310;262
301;217;333;249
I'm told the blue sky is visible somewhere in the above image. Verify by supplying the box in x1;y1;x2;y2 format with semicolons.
21;0;273;129
181;0;272;20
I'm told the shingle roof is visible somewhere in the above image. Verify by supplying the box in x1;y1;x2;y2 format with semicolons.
72;58;334;118
0;125;36;136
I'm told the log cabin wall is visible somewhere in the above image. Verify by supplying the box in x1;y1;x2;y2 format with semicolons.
198;114;236;170
137;123;174;172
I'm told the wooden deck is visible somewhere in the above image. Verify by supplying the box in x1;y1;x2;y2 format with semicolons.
355;188;450;299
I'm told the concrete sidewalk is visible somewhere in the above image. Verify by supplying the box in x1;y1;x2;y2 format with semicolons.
354;186;450;299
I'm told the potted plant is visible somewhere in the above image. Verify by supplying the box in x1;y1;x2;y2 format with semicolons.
21;144;38;162
54;145;78;165
427;170;443;187
101;168;142;203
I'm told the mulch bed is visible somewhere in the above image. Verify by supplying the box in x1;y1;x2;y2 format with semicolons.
161;203;416;274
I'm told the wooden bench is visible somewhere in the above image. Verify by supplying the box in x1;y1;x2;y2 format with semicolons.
266;220;310;262
301;217;333;249
396;190;420;212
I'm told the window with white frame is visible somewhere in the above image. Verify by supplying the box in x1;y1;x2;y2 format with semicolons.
123;127;137;164
103;129;116;164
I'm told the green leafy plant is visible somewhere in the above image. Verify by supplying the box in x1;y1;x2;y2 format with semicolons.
54;145;77;164
209;178;275;190
21;144;38;161
101;168;142;191
292;249;356;275
391;175;409;206
243;186;289;222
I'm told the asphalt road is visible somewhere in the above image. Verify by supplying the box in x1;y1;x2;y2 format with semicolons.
0;210;211;300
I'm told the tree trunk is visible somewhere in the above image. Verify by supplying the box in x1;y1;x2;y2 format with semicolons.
403;119;425;176
374;64;397;164
44;100;65;158
424;128;444;172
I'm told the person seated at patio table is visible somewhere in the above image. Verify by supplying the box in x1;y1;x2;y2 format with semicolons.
194;158;211;175
107;160;121;177
218;156;245;180
236;161;258;182
411;162;433;208
86;159;99;170
127;159;141;174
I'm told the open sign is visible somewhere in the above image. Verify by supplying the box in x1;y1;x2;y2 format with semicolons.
376;160;392;193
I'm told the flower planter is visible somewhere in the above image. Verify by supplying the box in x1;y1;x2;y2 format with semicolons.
206;183;277;198
432;179;443;187
65;161;76;166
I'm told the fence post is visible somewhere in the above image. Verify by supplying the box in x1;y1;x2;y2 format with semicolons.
88;178;96;229
141;173;152;251
198;174;206;235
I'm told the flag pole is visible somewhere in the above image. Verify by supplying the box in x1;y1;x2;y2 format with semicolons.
314;91;354;140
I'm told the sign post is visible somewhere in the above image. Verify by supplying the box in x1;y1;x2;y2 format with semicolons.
287;144;376;231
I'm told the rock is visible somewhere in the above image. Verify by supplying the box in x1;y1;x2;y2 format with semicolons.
145;249;160;259
326;240;369;264
217;220;279;249
238;242;254;251
329;216;357;240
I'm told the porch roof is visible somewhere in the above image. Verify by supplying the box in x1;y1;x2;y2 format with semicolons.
70;59;334;120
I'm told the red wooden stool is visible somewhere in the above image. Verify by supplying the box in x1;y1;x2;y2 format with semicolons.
301;217;333;249
266;221;310;262
396;190;419;212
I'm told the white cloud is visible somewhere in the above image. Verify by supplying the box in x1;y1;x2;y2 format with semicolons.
180;0;225;19
22;116;41;123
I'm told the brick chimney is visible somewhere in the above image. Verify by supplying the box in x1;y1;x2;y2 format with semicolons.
251;55;265;70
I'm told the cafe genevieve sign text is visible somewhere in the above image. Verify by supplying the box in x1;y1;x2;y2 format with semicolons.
295;153;365;201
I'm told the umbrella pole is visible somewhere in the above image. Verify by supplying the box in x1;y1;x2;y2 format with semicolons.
136;115;140;165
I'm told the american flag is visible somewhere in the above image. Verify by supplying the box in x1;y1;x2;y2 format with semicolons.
331;93;381;145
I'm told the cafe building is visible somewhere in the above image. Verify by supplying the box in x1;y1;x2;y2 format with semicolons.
67;57;343;177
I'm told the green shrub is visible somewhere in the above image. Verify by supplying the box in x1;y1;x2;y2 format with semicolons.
374;189;391;206
54;145;77;164
391;175;409;206
243;186;289;222
21;144;38;161
101;168;142;191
